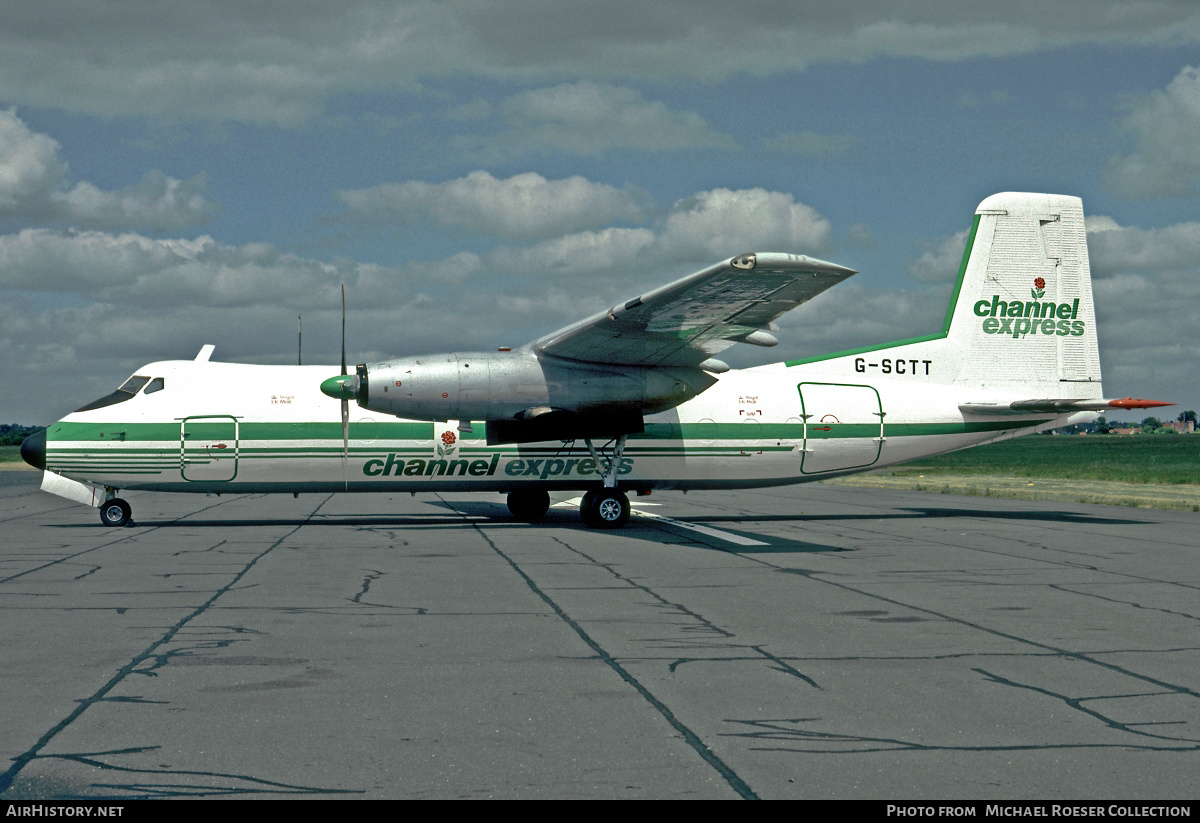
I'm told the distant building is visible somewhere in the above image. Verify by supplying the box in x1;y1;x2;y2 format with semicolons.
1163;420;1195;434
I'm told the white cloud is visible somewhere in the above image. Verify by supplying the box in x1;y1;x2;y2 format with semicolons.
907;229;968;283
1087;215;1200;275
453;82;737;159
0;229;310;303
0;110;66;210
489;227;657;278
55;170;218;232
1104;65;1200;198
657;188;832;260
1082;215;1200;406
483;187;833;281
0;109;217;229
1;185;831;309
336;170;652;239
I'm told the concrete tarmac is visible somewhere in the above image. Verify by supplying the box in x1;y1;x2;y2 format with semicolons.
1;470;1197;800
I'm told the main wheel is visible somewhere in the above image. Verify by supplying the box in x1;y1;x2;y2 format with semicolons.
99;498;132;527
507;489;550;521
580;489;630;529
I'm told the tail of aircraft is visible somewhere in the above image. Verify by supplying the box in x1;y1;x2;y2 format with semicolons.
938;192;1101;394
792;192;1111;402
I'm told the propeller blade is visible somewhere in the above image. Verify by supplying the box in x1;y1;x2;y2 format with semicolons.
341;396;349;490
319;292;357;401
342;402;349;456
334;283;349;491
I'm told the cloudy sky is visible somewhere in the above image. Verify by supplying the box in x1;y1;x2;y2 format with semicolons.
3;1;1199;424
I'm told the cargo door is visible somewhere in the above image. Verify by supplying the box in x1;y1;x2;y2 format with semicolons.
798;383;883;474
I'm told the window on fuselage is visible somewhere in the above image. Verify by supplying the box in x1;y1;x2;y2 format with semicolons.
74;374;152;412
120;376;150;394
144;377;165;394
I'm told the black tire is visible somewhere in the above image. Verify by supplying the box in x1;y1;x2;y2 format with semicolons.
580;489;630;529
507;489;550;521
99;498;131;528
579;489;599;527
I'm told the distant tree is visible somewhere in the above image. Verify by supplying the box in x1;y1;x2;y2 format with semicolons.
0;425;42;446
1179;410;1197;426
1095;415;1110;434
1141;417;1162;432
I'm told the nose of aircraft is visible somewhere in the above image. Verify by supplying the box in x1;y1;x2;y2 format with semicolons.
20;429;46;470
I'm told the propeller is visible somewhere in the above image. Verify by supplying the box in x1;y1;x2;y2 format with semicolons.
341;285;349;473
319;285;358;490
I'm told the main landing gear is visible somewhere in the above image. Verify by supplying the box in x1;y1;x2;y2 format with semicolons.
99;497;133;527
505;434;635;528
579;489;631;529
579;433;632;528
506;487;633;528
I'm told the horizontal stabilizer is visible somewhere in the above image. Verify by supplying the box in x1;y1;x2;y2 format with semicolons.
960;397;1173;416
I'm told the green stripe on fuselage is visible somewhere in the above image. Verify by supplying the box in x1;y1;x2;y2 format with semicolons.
47;417;1047;447
49;420;436;441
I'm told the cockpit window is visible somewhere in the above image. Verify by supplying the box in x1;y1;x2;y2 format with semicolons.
74;374;153;412
120;376;150;394
143;377;165;394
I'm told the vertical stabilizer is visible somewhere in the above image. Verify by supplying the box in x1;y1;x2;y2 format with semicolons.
786;192;1105;400
944;192;1100;394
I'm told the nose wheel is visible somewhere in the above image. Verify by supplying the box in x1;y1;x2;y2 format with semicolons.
580;489;630;529
99;498;132;527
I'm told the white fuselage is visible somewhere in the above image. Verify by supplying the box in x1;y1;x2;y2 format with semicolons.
43;358;1066;495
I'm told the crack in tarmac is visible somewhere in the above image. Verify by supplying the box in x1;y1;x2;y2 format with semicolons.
438;495;760;800
0;494;353;799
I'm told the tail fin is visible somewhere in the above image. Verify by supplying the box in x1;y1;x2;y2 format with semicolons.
789;192;1103;399
942;192;1100;394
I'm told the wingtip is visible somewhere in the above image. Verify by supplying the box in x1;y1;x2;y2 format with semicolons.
748;252;856;276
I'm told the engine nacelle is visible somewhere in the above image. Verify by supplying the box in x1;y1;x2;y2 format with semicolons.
351;349;715;423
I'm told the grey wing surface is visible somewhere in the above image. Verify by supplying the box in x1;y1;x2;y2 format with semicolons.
533;252;855;368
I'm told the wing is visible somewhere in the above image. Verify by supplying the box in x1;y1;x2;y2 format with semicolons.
533;252;855;368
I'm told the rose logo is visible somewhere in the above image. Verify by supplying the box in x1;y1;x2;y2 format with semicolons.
437;429;457;457
1032;276;1046;299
